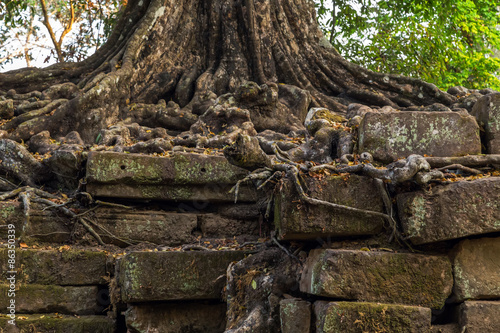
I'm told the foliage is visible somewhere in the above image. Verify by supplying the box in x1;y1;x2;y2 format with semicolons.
315;0;500;90
0;0;123;67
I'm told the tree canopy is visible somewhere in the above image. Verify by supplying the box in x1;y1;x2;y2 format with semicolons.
315;0;500;90
0;0;122;67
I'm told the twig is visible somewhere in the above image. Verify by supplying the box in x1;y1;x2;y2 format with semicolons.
437;164;482;175
271;236;300;263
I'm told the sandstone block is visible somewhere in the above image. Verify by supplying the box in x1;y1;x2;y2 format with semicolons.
0;249;107;285
275;174;384;240
314;301;431;333
359;111;481;162
398;177;500;245
125;302;226;333
117;251;247;302
198;213;259;238
300;249;452;309
0;285;101;314
280;298;311;333
459;301;500;333
471;93;500;153
453;237;500;301
86;151;256;202
0;314;114;333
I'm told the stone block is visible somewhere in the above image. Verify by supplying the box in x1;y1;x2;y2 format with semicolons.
314;301;431;333
0;285;102;314
274;174;384;240
95;208;198;246
199;213;259;238
300;249;452;309
459;301;500;333
117;250;248;302
453;237;500;301
0;314;114;333
0;249;107;285
125;302;226;333
86;151;256;202
471;93;500;153
358;111;481;163
280;298;311;333
398;177;500;245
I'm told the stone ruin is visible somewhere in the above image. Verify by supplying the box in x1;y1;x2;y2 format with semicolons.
0;85;500;332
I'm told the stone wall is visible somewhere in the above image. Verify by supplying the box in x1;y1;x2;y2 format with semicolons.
2;93;500;332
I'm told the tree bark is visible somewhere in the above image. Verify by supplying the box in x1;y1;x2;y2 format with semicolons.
0;0;456;145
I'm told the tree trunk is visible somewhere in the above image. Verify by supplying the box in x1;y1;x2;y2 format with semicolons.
0;0;455;144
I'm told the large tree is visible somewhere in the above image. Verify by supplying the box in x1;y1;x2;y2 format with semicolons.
0;0;456;145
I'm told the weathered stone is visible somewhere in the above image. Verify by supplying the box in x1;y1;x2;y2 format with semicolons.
0;314;114;333
471;93;500;153
398;178;500;245
199;213;259;238
125;302;226;333
459;301;500;333
86;151;256;202
314;301;431;333
452;237;500;301
0;285;101;314
280;298;311;333
95;208;198;246
275;174;384;240
0;249;107;285
358;111;481;163
300;249;452;309
0;202;198;246
117;251;248;302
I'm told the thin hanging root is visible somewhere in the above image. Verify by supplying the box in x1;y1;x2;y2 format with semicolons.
229;168;273;203
437;164;482;175
31;197;105;246
287;165;391;223
256;171;282;190
78;217;105;246
272;235;300;263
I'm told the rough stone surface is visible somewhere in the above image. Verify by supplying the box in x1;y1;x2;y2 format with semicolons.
280;298;311;333
275;174;384;240
125;302;226;333
398;178;500;245
198;213;259;238
0;314;115;333
431;324;460;333
453;237;500;301
95;208;198;246
0;249;107;285
314;301;431;333
0;285;101;314
459;301;500;333
117;251;248;302
471;93;500;153
86;151;256;202
300;249;452;309
358;111;481;162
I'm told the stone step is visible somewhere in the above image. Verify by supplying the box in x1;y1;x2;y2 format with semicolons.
86;151;256;202
0;314;114;333
1;202;258;246
398;177;500;245
452;237;500;302
459;301;500;333
274;174;384;240
358;111;480;162
0;285;104;314
0;249;108;285
314;301;431;333
125;302;226;333
300;249;452;309
117;250;248;302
